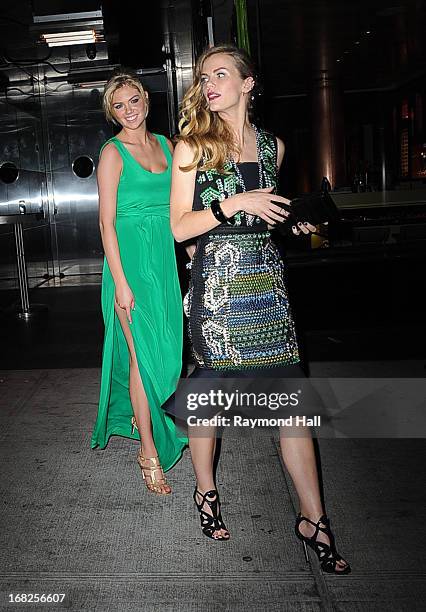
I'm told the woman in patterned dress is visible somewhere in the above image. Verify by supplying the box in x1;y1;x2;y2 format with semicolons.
170;46;350;574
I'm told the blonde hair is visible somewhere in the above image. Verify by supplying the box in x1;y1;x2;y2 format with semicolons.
178;45;257;173
103;68;148;124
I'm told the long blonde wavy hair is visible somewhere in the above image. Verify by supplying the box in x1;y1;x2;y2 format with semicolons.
178;45;257;173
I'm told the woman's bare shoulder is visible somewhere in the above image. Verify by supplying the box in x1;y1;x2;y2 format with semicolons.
173;139;197;163
100;141;121;160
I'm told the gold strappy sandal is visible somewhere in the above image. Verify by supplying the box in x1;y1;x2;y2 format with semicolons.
131;417;171;495
136;452;171;495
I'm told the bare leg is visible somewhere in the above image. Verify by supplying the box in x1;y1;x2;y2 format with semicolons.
189;425;216;491
114;304;170;493
279;429;348;571
279;432;323;518
189;425;229;539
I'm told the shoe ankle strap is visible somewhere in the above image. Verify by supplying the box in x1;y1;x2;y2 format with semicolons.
297;513;330;529
194;489;218;506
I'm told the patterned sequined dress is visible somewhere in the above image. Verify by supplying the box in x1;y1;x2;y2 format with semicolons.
185;128;300;371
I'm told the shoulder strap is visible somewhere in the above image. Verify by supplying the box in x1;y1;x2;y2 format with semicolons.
259;128;278;167
100;137;114;154
256;128;278;191
154;133;172;163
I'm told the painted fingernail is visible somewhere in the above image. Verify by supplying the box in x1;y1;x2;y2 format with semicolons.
303;222;308;226
292;225;296;230
297;222;303;226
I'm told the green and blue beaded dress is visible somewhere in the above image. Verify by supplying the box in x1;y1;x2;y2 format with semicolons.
185;128;300;371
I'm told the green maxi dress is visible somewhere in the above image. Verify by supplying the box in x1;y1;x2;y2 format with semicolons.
91;134;187;471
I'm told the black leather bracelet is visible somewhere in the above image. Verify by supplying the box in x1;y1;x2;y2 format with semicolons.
210;200;227;223
210;200;236;225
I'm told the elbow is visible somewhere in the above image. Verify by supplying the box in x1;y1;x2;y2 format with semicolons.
170;220;186;243
172;230;186;243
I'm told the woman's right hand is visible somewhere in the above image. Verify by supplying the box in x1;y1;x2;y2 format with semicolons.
231;186;291;225
115;282;135;323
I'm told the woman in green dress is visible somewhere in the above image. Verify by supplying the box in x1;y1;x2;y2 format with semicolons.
91;69;187;493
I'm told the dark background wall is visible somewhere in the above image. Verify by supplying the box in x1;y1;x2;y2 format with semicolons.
240;0;426;195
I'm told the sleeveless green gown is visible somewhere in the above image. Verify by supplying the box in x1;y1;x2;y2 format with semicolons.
91;134;187;471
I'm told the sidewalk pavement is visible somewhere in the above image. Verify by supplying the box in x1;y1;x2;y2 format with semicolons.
0;363;425;611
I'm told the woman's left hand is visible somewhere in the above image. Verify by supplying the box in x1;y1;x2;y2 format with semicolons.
291;221;317;236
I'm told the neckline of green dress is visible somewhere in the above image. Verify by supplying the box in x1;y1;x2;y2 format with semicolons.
112;133;170;176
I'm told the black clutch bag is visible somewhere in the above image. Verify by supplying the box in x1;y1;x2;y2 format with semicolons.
273;191;341;237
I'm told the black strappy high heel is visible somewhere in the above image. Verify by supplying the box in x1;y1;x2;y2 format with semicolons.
295;513;351;574
193;488;230;541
